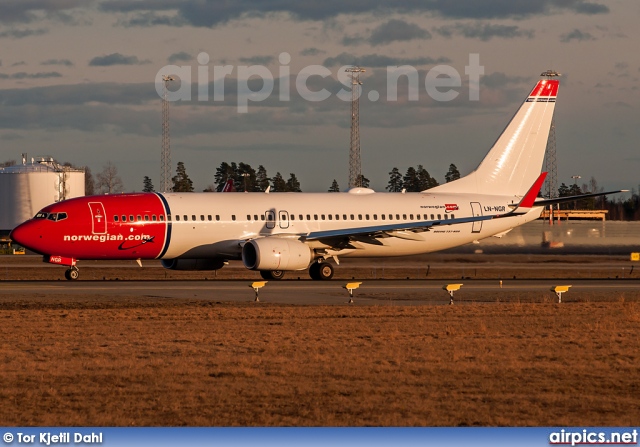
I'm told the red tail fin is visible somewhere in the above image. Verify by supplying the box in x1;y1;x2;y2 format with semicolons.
222;179;236;192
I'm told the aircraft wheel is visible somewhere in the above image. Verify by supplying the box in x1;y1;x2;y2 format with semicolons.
317;262;334;280
309;262;333;280
65;268;79;281
260;270;285;280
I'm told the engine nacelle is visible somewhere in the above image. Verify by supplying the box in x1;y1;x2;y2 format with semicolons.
161;258;226;271
242;238;313;271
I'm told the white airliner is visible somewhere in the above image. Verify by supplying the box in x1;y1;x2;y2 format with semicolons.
10;78;623;280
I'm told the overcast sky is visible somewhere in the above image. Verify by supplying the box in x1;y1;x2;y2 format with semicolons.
0;0;638;193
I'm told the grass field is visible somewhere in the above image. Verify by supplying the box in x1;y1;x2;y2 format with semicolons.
1;295;639;426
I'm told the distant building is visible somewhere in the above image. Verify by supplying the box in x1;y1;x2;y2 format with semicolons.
0;156;85;233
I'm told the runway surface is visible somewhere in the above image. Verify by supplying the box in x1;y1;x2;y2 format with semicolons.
1;279;638;305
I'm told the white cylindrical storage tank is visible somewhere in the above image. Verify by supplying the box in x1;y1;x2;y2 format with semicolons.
0;157;85;232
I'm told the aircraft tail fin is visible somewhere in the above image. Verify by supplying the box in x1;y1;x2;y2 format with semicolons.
430;78;558;197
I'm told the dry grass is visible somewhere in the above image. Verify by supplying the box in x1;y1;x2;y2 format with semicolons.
1;296;640;426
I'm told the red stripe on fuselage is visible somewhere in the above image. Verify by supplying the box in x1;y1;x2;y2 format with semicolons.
15;193;167;260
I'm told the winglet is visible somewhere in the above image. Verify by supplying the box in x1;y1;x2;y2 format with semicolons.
519;172;547;208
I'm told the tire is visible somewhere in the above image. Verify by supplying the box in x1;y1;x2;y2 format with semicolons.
260;270;285;280
309;262;333;280
65;268;79;280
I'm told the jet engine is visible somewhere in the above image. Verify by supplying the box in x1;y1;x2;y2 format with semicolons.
242;238;313;271
161;258;226;271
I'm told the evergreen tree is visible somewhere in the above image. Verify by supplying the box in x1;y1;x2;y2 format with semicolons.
386;167;403;192
172;161;194;192
214;162;236;192
84;166;95;195
328;179;340;192
416;165;434;191
403;166;419;192
285;173;302;192
272;172;286;192
358;174;370;188
256;165;270;191
445;163;461;183
142;176;154;192
237;162;257;192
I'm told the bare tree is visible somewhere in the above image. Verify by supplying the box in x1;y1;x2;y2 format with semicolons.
96;161;124;194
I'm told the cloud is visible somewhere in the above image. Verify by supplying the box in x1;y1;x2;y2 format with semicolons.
0;72;62;80
368;19;431;46
560;29;596;42
0;0;85;24
0;28;48;39
89;53;151;66
480;72;532;89
167;51;193;64
98;0;609;28
11;61;26;67
117;11;187;28
41;59;74;67
434;23;535;41
300;48;325;57
239;55;275;65
323;53;450;68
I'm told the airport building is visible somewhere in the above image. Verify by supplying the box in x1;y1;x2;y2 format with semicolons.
0;156;85;235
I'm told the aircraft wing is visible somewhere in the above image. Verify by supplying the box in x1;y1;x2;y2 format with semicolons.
303;214;495;242
533;190;628;207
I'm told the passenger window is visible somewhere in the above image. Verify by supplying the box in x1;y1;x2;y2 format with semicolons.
335;214;340;220
358;214;362;220
216;215;220;221
183;215;188;221
437;214;441;220
342;214;347;220
366;214;370;220
350;214;354;220
152;215;157;221
328;214;332;220
144;215;149;221
191;215;196;221
431;214;434;220
137;215;142;221
410;214;414;220
306;214;311;220
129;215;134;222
254;215;258;221
176;215;180;221
451;214;455;219
444;214;448;220
396;214;400;220
208;215;212;221
291;215;295;221
402;214;407;220
424;214;428;220
200;215;205;221
122;215;127;222
373;214;377;220
166;215;170;222
314;215;318;220
114;215;119;222
321;214;325;220
299;215;303;220
232;215;236;221
389;214;393;220
260;215;265;221
381;214;386;220
160;215;165;221
247;214;251;221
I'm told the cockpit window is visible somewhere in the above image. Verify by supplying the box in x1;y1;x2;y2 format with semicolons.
40;212;68;222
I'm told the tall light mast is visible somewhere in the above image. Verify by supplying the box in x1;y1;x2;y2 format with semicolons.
541;69;561;223
346;66;365;188
161;75;175;193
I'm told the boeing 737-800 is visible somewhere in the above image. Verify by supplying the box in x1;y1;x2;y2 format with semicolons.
10;78;623;280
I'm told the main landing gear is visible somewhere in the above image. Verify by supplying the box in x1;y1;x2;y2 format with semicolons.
260;270;285;280
64;266;79;281
309;261;334;280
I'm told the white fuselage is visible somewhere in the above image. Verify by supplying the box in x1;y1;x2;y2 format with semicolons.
161;190;540;260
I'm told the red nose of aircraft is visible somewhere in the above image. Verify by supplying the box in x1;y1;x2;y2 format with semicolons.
10;220;41;254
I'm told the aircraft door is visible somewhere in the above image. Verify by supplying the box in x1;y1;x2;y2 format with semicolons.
265;210;276;229
470;202;482;233
279;211;289;229
88;202;107;234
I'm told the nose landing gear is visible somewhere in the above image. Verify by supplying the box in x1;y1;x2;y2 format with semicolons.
64;266;80;281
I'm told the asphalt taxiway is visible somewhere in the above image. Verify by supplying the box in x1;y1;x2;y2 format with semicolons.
1;279;638;305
